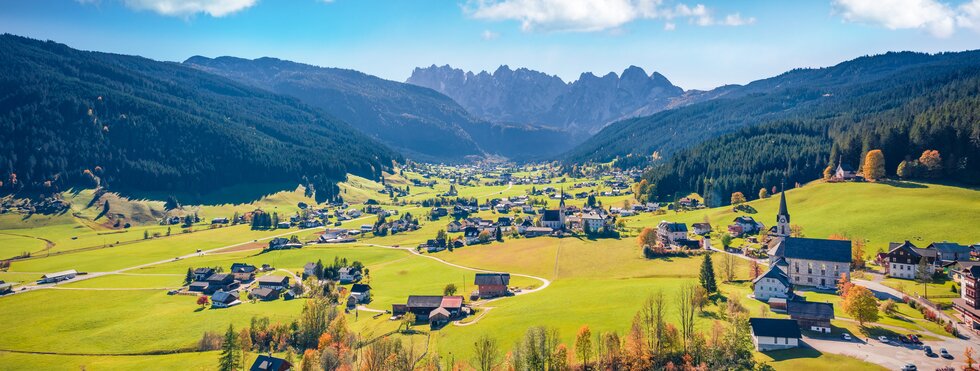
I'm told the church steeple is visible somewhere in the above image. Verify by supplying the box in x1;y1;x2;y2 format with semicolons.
775;181;791;239
559;187;566;210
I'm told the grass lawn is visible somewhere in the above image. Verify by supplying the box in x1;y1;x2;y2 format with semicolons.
0;351;221;371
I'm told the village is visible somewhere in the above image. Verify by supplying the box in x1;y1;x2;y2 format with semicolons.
0;161;978;371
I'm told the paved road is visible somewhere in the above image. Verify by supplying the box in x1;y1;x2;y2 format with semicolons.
805;334;967;370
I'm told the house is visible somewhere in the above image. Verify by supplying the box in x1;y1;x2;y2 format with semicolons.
210;290;240;308
192;267;215;281
303;262;317;279
474;273;511;298
250;354;292;371
657;221;689;247
497;217;513;227
339;267;361;283
518;219;534;234
268;237;290;249
447;221;463;233
885;240;939;279
928;242;973;262
40;269;78;284
230;263;257;282
424;239;447;253
205;273;237;294
256;275;290;290
211;217;229;224
787;301;834;333
749;318;801;351
429;307;451;327
691;223;712;236
431;207;448;218
400;295;465;322
677;197;698;208
463;226;482;244
250;287;280;301
729;216;764;237
752;266;792;301
953;266;980;331
582;213;607;234
0;282;13;295
952;261;980;283
350;283;371;303
769;237;851;288
277;222;291;229
832;160;857;181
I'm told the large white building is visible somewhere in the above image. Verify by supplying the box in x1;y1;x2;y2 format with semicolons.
753;265;792;301
767;189;852;289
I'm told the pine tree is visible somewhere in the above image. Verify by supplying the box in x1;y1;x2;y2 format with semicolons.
218;324;239;371
699;254;717;293
184;268;194;285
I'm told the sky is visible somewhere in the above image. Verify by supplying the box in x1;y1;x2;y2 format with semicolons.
3;0;980;90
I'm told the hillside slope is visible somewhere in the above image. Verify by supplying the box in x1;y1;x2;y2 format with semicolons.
0;34;398;200
631;181;980;253
186;57;578;161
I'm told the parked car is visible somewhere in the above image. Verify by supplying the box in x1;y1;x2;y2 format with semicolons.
899;335;912;344
901;364;917;371
940;348;953;359
909;334;922;344
841;333;852;341
877;336;890;343
924;346;936;357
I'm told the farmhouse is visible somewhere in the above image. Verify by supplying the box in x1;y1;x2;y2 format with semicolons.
691;222;712;236
524;226;553;238
885;240;939;279
0;282;13;295
205;273;237;294
474;273;510;299
447;220;462;232
250;287;280;301
350;283;371;303
192;267;215;281
230;263;257;282
188;281;209;293
787;301;834;333
303;262;317;279
257;275;290;290
210;290;240;308
398;295;465;322
339;267;362;283
250;354;292;371
752;266;792;301
729;216;763;237
40;269;78;283
749;318;801;351
928;242;973;262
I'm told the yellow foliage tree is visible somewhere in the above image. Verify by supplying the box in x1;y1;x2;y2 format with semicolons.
863;149;886;181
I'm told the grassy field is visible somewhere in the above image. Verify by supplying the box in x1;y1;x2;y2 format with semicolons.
3;173;970;370
632;181;980;256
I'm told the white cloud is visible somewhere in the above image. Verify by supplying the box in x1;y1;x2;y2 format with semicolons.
120;0;257;17
957;0;980;31
463;0;753;32
481;30;500;40
664;22;676;30
831;0;965;37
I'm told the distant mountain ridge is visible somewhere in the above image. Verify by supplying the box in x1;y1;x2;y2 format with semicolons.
186;57;577;161
406;64;684;134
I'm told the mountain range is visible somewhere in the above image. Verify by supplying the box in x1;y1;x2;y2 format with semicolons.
407;64;684;134
0;34;397;201
185;57;576;162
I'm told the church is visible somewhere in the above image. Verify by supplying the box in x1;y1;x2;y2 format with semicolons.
766;187;852;289
540;189;567;231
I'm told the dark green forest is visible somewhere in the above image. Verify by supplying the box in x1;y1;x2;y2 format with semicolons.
0;35;399;201
564;51;980;205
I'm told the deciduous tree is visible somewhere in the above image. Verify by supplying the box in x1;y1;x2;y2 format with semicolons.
444;283;458;296
863;149;886;181
472;335;501;371
841;285;879;326
730;192;746;205
574;325;593;368
918;150;943;178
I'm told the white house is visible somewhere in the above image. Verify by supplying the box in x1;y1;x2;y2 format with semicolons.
752;266;792;301
885;240;939;280
339;267;361;283
749;318;801;351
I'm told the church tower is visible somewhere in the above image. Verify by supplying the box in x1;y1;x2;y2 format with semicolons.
774;183;791;240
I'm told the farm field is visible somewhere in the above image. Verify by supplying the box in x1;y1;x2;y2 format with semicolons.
0;171;973;370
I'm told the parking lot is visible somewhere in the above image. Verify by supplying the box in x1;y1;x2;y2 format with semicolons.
804;333;968;370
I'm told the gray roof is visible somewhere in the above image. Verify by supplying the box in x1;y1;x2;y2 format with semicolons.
474;273;510;286
929;242;972;254
787;301;835;320
752;265;790;287
406;295;444;308
351;283;371;293
771;237;851;263
661;222;687;232
749;318;801;338
542;210;562;222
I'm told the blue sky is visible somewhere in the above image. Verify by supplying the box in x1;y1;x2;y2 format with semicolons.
3;0;980;90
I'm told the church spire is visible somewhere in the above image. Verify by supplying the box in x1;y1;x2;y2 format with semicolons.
559;187;566;209
778;182;790;223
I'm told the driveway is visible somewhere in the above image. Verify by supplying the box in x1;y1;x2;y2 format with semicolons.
805;334;967;370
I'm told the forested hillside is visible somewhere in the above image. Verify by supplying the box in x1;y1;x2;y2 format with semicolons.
563;51;980;205
186;57;577;161
0;35;398;201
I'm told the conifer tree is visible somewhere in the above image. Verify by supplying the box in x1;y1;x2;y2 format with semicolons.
699;254;717;294
218;324;239;371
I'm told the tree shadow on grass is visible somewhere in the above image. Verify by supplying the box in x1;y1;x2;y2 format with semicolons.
879;180;928;189
761;347;823;362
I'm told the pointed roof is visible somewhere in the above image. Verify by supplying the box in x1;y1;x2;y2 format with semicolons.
777;183;790;223
559;187;566;209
